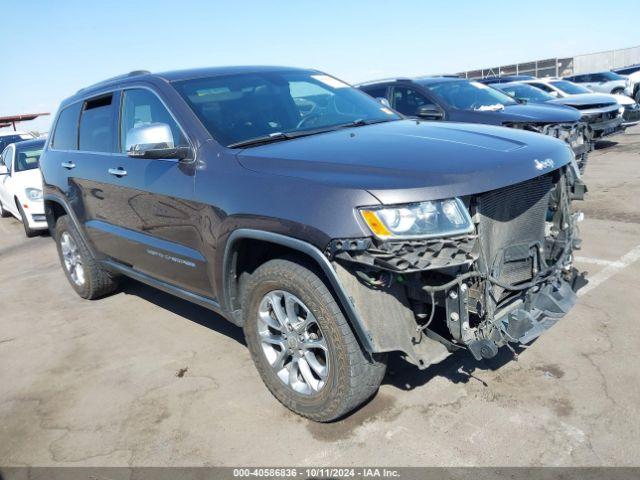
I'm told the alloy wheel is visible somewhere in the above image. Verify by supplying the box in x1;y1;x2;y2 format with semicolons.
257;290;329;395
60;231;85;286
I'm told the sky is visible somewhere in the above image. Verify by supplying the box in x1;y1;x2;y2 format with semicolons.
1;0;638;133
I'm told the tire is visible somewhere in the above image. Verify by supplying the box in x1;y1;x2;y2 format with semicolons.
577;152;588;174
54;215;118;299
0;200;10;218
242;258;387;422
17;202;38;238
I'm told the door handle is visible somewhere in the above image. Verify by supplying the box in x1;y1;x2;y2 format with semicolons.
61;161;76;170
108;167;127;177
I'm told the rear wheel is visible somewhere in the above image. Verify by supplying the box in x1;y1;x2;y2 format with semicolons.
242;258;386;422
54;215;118;299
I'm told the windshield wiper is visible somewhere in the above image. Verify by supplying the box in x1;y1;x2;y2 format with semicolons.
227;132;293;149
336;118;394;129
228;119;396;149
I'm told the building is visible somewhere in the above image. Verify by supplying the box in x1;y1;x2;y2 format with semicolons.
458;45;640;79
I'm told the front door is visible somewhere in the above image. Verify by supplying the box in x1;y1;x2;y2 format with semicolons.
83;87;212;296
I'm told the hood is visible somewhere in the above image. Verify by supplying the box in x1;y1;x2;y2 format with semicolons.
236;120;574;205
12;168;43;191
548;93;618;109
611;94;635;106
450;103;580;125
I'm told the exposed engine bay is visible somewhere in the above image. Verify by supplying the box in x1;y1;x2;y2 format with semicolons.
505;121;591;172
327;165;587;368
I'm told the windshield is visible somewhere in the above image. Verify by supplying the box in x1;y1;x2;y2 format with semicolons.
601;71;625;81
497;83;555;102
14;142;44;172
173;70;401;147
551;81;591;95
422;80;517;111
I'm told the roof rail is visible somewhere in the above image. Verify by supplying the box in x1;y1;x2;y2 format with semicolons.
76;70;151;94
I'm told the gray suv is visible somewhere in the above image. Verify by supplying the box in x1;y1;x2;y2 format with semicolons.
40;67;586;421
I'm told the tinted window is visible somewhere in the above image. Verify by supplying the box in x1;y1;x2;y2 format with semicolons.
496;83;555;102
363;86;388;100
120;89;187;152
601;71;625;81
392;87;435;116
529;82;554;93
173;70;400;147
52;103;81;150
422;80;517;110
79;95;115;152
14;142;45;172
550;81;591;95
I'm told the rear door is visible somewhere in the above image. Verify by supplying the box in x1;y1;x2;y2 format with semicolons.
84;87;211;296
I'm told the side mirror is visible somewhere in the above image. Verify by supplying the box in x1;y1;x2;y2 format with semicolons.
416;105;444;120
376;97;391;107
126;123;192;160
0;164;8;175
548;90;559;98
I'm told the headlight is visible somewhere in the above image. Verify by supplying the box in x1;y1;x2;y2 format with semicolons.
359;198;474;239
25;188;43;201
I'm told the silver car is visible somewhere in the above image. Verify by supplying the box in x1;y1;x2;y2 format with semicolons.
564;71;630;95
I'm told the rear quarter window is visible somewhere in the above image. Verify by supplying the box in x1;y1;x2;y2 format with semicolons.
52;103;82;150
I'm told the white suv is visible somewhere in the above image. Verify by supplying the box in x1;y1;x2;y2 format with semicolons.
564;71;630;95
0;138;47;237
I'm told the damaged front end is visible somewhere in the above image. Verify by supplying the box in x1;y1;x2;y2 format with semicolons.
505;121;591;172
327;165;587;368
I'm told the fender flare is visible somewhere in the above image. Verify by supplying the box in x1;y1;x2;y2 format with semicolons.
223;229;375;352
43;194;97;257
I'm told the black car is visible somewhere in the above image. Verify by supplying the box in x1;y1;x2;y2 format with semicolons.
40;67;585;422
357;77;589;171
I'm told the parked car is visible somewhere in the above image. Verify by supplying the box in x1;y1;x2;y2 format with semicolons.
520;79;627;138
0;131;34;152
478;75;535;85
0;138;47;237
357;77;589;171
613;64;640;103
495;80;639;129
564;71;630;96
40;67;585;422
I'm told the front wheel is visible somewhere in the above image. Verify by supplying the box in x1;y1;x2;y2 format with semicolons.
0;200;10;218
242;258;386;422
17;203;38;238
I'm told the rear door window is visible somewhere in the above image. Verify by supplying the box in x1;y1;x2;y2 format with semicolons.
79;95;116;153
52;103;81;150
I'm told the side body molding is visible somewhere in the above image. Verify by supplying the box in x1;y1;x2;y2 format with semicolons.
223;229;375;353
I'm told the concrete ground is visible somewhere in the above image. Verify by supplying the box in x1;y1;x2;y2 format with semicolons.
1;126;639;467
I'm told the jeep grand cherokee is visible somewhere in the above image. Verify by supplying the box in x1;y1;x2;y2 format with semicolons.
40;67;586;422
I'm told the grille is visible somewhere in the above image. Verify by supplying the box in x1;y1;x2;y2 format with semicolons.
477;174;554;292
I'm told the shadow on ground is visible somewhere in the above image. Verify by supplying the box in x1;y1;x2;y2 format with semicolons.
383;343;526;391
120;277;246;345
